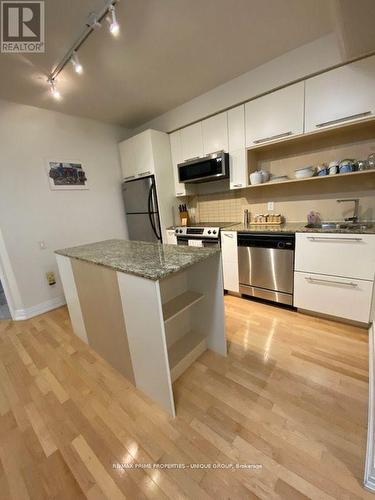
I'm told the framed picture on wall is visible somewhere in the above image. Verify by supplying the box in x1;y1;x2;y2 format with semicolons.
46;160;88;190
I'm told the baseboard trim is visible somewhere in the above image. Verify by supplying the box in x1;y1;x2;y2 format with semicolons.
14;296;66;320
364;322;375;491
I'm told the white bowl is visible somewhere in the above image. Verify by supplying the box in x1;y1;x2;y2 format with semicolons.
249;171;263;185
295;169;314;179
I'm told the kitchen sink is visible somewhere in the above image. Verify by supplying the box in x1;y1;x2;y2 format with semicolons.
305;222;373;230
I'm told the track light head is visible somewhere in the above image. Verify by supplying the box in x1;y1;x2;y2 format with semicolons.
71;51;83;74
108;5;120;36
86;12;102;30
48;77;61;100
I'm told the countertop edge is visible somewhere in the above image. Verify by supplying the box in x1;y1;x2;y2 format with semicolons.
55;243;220;282
223;222;375;235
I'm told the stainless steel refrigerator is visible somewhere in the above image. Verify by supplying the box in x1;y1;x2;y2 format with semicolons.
122;175;162;243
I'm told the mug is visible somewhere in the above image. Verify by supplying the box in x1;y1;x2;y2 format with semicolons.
339;159;355;174
328;160;339;175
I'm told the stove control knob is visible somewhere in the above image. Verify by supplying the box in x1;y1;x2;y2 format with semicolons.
213;230;217;234
179;229;183;234
208;230;211;234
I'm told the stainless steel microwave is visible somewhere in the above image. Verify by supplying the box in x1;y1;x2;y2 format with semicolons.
178;151;229;183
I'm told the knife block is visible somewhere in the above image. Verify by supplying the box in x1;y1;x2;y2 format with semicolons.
179;211;189;226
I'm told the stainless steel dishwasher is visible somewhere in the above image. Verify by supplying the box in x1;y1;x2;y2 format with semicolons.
237;232;295;305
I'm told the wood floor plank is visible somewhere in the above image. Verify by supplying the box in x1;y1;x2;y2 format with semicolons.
72;434;126;500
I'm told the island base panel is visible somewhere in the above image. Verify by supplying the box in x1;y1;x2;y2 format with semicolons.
70;259;135;385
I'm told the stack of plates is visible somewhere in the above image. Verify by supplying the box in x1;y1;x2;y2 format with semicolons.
269;175;289;183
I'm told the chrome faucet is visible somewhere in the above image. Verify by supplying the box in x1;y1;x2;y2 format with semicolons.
337;198;360;224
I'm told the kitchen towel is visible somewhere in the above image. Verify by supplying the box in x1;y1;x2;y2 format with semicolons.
188;240;203;247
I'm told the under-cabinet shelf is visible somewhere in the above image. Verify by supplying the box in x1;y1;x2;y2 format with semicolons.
247;169;375;189
162;290;204;323
168;330;206;382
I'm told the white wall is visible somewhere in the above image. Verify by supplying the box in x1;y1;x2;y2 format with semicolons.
0;99;129;318
133;34;342;134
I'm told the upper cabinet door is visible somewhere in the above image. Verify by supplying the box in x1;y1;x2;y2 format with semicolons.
229;149;247;190
245;82;304;147
228;105;245;151
170;131;187;197
119;131;155;180
305;56;375;132
119;139;137;180
202;112;228;155
180;122;204;162
228;106;247;189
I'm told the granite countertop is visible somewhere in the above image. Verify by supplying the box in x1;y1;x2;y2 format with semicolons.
224;222;375;234
55;239;219;281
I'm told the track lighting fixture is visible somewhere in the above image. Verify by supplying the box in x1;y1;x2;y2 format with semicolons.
86;12;102;31
108;5;120;36
48;78;61;100
71;51;83;74
48;1;119;99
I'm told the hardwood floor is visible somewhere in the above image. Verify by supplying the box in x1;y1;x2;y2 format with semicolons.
0;295;371;499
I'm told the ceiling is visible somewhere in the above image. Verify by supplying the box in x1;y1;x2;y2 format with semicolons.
0;0;337;128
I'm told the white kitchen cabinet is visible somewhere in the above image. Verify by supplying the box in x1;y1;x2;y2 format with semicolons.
227;105;247;189
245;82;304;147
170;131;188;197
294;271;373;323
294;232;375;323
228;105;245;151
166;230;177;245
305;55;375;132
180;122;204;162
202;112;228;155
229;149;247;190
119;130;156;180
295;233;375;281
220;231;239;293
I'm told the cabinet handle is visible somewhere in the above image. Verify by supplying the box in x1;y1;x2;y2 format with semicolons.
315;111;371;128
138;170;151;176
176;192;184;196
305;277;358;287
124;175;135;180
232;183;243;188
253;131;293;144
307;236;363;242
224;233;234;238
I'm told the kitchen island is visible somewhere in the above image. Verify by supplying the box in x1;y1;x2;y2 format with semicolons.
55;239;226;416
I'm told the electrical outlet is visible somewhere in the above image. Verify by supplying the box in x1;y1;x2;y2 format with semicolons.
267;201;274;211
46;272;56;286
38;240;47;250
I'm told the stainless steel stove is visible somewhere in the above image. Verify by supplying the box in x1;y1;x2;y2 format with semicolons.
175;222;236;247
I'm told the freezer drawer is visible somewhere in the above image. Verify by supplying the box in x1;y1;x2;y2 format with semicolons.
294;271;373;323
238;246;294;294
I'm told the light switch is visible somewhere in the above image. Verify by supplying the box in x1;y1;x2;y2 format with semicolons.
267;201;274;211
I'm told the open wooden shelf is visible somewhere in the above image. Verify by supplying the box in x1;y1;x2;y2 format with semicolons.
168;330;206;382
162;290;204;323
246;169;375;189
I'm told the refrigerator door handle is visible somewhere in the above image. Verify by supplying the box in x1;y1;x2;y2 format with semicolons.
152;182;162;241
148;184;161;241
